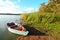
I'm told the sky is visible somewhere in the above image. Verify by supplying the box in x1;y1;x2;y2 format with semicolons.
0;0;48;13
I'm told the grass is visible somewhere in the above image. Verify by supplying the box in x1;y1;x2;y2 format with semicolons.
21;12;60;40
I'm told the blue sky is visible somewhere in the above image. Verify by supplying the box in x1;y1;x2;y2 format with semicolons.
20;0;48;8
0;0;48;13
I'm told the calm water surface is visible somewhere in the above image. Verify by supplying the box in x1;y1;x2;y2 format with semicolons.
0;15;20;40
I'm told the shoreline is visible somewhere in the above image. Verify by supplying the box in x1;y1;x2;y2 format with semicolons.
17;36;54;40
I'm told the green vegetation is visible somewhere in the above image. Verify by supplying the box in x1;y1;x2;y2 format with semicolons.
21;13;60;40
21;0;60;40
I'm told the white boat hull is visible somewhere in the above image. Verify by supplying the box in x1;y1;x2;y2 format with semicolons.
8;27;29;36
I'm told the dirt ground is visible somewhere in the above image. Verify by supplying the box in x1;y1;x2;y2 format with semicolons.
17;36;54;40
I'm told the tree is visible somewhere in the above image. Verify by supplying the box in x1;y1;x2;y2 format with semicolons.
39;0;60;13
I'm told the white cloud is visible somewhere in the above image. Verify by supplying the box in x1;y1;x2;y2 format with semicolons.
0;0;38;13
25;8;34;11
0;0;22;13
24;8;38;13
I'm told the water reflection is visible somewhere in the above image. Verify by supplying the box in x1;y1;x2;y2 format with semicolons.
0;15;20;40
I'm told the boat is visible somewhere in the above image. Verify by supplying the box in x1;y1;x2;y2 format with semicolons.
8;27;29;36
7;23;29;36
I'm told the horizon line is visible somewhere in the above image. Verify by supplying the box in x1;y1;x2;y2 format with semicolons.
0;13;21;15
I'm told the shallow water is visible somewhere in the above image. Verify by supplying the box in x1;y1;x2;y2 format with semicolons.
0;15;20;40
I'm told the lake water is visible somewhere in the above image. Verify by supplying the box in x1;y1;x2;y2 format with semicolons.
0;15;20;40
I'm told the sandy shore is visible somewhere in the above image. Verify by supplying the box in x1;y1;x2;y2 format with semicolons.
17;36;54;40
